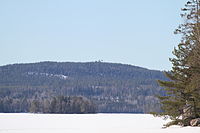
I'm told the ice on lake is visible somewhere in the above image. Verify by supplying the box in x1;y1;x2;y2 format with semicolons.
0;113;200;133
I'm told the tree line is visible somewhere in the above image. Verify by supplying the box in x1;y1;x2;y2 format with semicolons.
0;96;96;114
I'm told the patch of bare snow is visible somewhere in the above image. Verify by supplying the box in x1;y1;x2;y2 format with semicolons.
27;72;69;80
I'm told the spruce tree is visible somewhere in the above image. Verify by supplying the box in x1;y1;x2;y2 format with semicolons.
156;0;200;127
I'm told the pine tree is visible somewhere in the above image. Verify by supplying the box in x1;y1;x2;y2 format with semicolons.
155;0;200;127
29;100;40;113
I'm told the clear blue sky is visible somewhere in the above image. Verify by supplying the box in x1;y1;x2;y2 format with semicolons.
0;0;187;70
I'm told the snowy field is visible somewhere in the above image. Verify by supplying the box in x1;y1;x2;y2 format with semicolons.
0;113;200;133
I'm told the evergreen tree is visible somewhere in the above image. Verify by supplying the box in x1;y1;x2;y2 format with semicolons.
156;0;200;127
29;100;40;113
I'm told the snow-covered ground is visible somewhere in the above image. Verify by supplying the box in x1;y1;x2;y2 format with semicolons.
0;113;200;133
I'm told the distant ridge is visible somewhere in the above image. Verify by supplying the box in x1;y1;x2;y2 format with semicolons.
0;61;167;113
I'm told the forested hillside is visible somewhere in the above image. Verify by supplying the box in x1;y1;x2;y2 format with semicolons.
0;61;167;113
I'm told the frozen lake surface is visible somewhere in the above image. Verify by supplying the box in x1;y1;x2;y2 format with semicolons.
0;113;200;133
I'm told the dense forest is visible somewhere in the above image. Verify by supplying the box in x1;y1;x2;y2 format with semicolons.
0;61;167;113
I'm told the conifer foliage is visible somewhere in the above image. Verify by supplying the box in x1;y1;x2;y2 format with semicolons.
156;0;200;127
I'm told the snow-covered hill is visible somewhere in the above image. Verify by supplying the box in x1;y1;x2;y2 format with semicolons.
0;113;199;133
